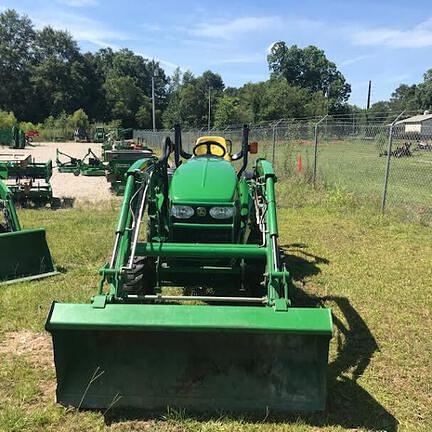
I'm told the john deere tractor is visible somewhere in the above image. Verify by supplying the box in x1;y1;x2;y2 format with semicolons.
46;125;332;412
0;176;58;284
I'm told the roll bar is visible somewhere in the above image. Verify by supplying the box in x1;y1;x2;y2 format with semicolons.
174;124;192;167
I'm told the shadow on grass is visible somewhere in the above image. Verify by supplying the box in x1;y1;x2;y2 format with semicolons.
51;197;75;210
282;244;397;431
104;245;397;432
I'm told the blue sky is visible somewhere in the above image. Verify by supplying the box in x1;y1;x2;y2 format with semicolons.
2;0;432;107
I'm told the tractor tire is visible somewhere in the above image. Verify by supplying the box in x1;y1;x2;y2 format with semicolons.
123;256;156;295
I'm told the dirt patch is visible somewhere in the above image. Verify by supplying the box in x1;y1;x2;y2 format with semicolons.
0;330;56;401
0;330;53;368
1;141;115;203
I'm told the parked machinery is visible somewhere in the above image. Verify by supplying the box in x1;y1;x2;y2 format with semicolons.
0;177;58;284
0;154;53;205
46;125;332;412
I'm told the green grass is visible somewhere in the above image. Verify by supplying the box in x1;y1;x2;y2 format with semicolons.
0;185;431;431
265;138;432;222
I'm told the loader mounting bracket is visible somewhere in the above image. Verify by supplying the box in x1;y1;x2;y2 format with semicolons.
92;294;107;309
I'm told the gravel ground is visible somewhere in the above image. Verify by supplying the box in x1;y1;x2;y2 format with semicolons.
1;141;115;203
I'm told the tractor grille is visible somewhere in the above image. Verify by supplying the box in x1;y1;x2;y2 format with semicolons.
172;227;232;243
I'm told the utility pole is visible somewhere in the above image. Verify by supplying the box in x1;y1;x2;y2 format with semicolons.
208;87;212;132
367;80;372;109
151;61;158;132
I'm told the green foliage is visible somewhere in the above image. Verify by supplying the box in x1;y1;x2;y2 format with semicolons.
19;121;38;132
135;100;152;128
267;42;351;113
415;68;432;111
0;110;17;129
68;108;89;129
214;96;243;127
0;9;35;120
163;69;224;128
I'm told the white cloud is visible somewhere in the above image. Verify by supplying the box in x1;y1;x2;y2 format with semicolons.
351;18;432;48
31;10;129;48
213;53;264;65
340;54;372;66
57;0;98;7
266;41;278;54
135;51;179;71
191;16;282;40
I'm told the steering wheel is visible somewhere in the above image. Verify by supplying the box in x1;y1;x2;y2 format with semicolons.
193;141;227;158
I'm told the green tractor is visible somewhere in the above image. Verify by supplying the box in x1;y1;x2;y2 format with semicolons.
46;125;332;412
0;176;58;284
93;127;106;143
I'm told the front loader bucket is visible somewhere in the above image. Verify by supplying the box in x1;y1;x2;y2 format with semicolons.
0;229;58;285
46;303;332;412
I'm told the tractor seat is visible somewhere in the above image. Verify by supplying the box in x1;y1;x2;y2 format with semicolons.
194;136;232;161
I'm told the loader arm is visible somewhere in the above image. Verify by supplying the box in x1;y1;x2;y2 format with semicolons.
0;179;21;232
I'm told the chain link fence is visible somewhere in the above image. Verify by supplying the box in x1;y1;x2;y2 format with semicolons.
134;113;432;223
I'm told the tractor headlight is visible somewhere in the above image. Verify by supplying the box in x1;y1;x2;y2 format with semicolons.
209;206;235;219
171;205;194;219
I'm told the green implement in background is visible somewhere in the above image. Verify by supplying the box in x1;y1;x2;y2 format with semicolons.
0;178;58;284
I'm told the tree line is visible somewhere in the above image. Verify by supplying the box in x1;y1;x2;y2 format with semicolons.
1;8;431;132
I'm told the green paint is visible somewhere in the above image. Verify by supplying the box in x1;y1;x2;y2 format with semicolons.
46;132;332;413
0;179;57;284
170;157;237;203
47;303;331;411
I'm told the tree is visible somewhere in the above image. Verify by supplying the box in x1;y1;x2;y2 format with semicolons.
214;96;243;127
69;108;89;129
103;74;144;126
367;101;392;123
267;42;351;112
390;84;418;112
261;78;327;120
416;69;432;111
31;27;93;121
0;9;35;119
0;110;17;129
135;97;153;128
163;70;225;128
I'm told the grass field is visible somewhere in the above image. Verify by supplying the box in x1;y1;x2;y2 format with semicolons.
0;181;431;431
262;137;432;223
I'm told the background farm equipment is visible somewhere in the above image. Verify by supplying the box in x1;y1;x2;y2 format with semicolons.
80;148;105;176
105;147;153;195
0;154;53;205
74;127;89;143
10;125;26;149
25;130;39;144
56;148;81;174
380;142;412;158
102;128;139;154
46;125;332;413
93;127;106;143
0;126;28;149
0;177;58;284
56;148;105;176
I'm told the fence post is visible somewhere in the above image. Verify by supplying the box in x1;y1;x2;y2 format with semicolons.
381;111;405;214
313;115;328;187
271;119;283;165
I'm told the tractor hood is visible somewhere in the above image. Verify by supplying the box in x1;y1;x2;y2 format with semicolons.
170;157;237;203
